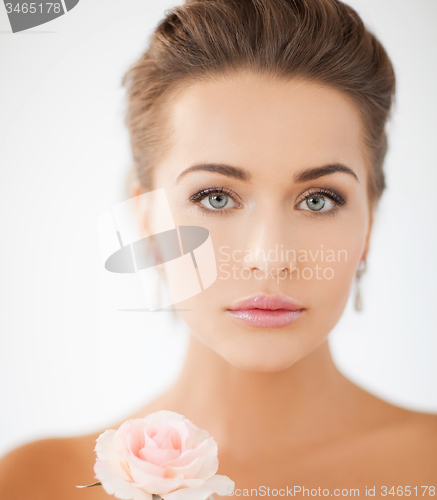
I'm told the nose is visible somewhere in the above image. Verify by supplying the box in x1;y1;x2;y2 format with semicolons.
239;209;293;278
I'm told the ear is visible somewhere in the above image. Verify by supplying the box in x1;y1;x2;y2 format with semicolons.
132;182;154;241
361;208;373;263
132;182;164;265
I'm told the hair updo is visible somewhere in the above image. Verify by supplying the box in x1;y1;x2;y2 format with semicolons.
122;0;396;208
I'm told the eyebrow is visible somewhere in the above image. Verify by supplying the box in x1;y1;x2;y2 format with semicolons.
294;163;359;183
175;162;359;184
176;163;251;184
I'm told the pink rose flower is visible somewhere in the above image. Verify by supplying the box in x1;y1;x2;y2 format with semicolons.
93;410;234;500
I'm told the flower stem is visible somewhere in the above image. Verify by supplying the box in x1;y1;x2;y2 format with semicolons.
76;481;102;488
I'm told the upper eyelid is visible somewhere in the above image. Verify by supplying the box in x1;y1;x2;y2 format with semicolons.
190;186;243;204
295;187;346;204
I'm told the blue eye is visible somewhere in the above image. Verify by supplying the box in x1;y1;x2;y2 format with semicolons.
201;193;235;210
190;186;242;215
300;195;333;211
296;188;345;214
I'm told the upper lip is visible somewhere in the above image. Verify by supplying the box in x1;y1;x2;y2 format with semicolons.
228;293;304;311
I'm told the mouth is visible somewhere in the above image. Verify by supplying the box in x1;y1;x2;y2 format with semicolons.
226;293;305;328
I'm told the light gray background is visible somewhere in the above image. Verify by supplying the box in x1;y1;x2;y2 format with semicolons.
0;0;436;458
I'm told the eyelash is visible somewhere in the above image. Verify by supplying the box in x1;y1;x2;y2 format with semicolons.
297;187;346;217
189;186;243;216
189;186;346;216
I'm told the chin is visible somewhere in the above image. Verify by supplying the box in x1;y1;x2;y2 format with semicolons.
216;334;316;373
229;357;299;373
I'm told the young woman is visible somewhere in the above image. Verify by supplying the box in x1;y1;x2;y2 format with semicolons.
1;0;436;498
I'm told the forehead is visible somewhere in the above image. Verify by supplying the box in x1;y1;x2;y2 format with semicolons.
159;71;369;183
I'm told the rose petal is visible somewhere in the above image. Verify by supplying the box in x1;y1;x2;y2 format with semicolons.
131;487;154;500
190;427;211;447
139;445;180;465
161;474;235;500
164;448;203;468
165;437;217;468
160;429;182;451
94;458;137;499
133;476;187;495
126;455;166;481
173;422;190;452
164;455;206;480
143;431;160;451
95;430;133;482
189;455;218;481
127;426;146;456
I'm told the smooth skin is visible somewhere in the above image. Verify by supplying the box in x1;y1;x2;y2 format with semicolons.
1;71;436;499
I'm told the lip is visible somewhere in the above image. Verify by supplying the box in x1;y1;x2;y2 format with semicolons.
226;293;305;328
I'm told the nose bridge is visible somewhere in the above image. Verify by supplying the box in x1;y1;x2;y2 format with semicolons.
241;202;292;272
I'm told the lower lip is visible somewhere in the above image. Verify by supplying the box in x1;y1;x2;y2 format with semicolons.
226;308;304;328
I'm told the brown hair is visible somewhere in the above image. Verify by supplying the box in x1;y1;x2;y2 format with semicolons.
122;0;396;208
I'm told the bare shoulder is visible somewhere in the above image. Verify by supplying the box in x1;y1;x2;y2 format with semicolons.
363;403;437;482
394;408;437;449
405;409;437;431
335;378;437;483
0;432;104;500
390;409;437;483
378;400;437;442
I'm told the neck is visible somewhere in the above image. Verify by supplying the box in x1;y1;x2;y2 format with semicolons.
158;333;361;456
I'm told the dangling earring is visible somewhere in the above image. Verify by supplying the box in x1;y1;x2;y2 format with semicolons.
354;259;367;312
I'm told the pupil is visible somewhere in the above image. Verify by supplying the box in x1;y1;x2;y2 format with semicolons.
210;194;227;209
307;196;325;211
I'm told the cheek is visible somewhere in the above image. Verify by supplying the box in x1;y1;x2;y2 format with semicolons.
295;226;364;288
290;217;367;330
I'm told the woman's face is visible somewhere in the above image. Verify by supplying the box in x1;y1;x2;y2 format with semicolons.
148;71;372;372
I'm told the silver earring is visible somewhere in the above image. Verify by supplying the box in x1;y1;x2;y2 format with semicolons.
354;260;367;312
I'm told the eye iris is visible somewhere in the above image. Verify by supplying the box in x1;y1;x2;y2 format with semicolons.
306;195;325;211
209;194;228;209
